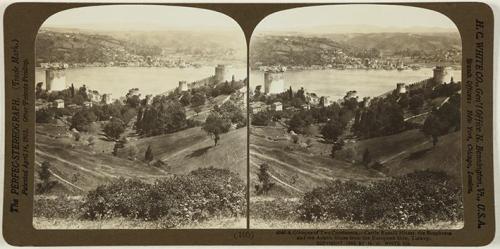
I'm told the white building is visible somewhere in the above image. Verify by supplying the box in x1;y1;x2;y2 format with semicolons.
271;101;283;111
53;99;64;109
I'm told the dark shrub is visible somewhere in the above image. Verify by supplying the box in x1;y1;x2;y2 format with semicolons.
251;198;300;220
298;170;463;226
80;167;245;227
34;197;83;219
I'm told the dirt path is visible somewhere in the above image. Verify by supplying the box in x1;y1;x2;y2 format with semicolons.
35;161;85;192
250;161;304;194
379;140;429;164
35;149;111;178
250;149;331;181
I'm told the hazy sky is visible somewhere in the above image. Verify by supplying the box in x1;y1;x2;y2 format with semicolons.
256;4;459;33
42;5;240;31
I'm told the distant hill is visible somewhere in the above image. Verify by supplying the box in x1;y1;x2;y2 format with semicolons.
35;30;161;65
250;35;347;67
36;28;245;65
250;32;461;67
326;32;461;54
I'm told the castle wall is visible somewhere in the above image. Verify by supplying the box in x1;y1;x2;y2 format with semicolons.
45;69;66;91
188;76;215;89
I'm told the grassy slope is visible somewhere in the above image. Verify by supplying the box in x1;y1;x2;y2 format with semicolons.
250;126;461;197
35;123;247;194
249;126;462;229
250;125;385;197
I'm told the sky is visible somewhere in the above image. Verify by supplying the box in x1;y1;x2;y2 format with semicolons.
41;5;241;31
255;4;459;33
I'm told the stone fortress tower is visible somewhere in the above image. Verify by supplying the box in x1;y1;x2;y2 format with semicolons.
396;83;407;94
432;65;449;85
215;64;233;84
264;66;286;95
45;64;68;92
178;81;188;92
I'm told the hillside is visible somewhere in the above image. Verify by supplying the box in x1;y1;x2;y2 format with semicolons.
36;28;245;66
35;30;161;65
250;124;386;198
250;125;461;198
35;122;246;195
250;35;346;67
250;33;461;67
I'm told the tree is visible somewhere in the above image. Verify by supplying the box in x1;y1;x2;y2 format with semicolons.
409;94;424;114
288;111;313;134
255;163;275;195
36;82;44;99
39;161;51;184
73;132;81;142
179;92;192;106
330;140;344;158
191;93;206;107
253;85;262;99
125;88;141;108
103;118;126;141
321;120;344;142
202;112;231;146
37;161;55;193
78;85;89;101
135;97;187;136
422;113;447;146
36;108;55;123
112;141;125;156
70;109;97;132
251;111;271;126
362;148;372;166
145;145;154;162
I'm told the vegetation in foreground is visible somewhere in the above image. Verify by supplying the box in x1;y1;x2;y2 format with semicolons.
34;167;246;229
252;170;463;229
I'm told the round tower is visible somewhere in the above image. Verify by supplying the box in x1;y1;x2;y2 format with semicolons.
215;64;232;84
178;81;188;92
264;70;285;95
396;83;407;94
45;68;66;92
432;66;448;85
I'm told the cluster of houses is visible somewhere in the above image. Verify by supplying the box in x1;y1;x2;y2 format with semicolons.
250;94;334;114
35;88;114;111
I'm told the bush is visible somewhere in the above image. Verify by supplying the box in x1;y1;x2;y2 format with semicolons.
103;118;126;140
252;198;300;220
251;111;271;126
36;108;55;123
34;197;83;219
298;170;463;227
80;167;246;227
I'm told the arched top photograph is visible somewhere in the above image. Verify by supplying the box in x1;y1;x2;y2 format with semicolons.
33;4;248;230
249;4;463;230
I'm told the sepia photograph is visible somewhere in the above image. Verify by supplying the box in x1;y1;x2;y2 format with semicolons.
33;5;248;229
249;4;463;229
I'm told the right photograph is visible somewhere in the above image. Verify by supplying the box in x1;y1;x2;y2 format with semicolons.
249;4;463;229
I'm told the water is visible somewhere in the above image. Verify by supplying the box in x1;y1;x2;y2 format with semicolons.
35;66;247;97
250;68;462;100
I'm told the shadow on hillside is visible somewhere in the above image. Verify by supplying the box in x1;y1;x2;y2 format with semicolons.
186;146;212;158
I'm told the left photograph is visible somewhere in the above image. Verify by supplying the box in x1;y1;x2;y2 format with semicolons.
33;5;248;229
